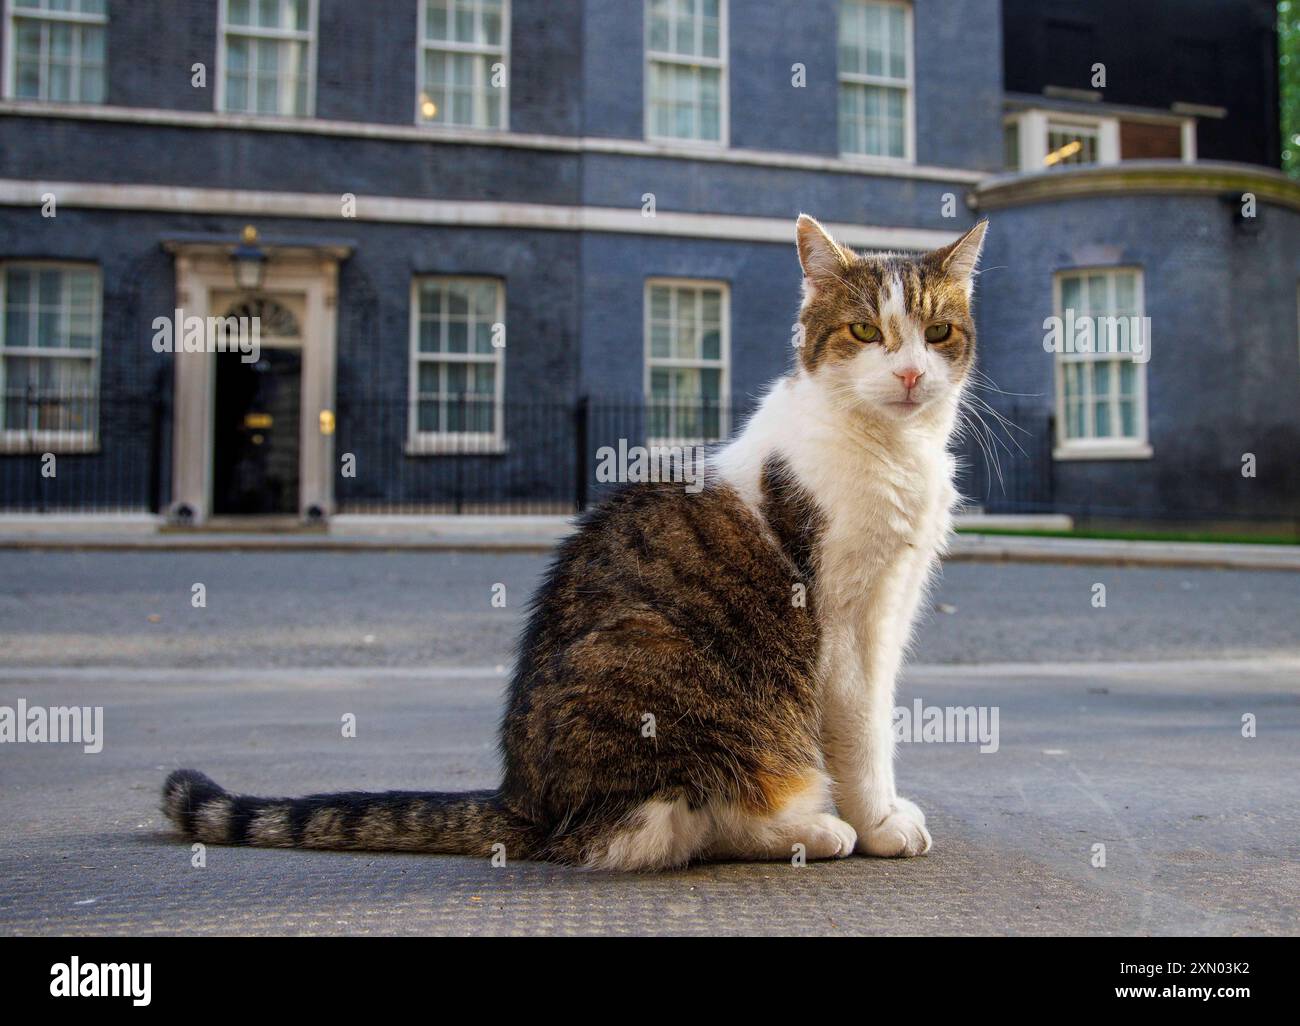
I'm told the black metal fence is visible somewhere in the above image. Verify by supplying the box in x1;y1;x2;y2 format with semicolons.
0;389;1054;516
950;403;1056;515
333;396;756;513
0;390;164;513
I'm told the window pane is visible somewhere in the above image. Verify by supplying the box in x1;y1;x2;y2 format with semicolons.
1060;275;1082;314
839;82;905;157
646;0;725;142
645;283;727;439
50;22;73;58
1;266;100;432
1119;399;1136;437
1067;399;1085;439
887;5;905;78
467;399;493;433
410;279;503;440
482;1;503;46
1093;399;1111;437
1114;272;1137;314
445;361;467;395
699;328;721;361
1091;361;1111;396
418;318;439;353
1056;271;1144;443
417;399;441;432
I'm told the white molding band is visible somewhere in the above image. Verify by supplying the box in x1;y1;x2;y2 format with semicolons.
0;178;963;250
0;99;986;184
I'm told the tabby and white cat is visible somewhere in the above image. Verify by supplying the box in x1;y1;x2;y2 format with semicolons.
164;214;987;870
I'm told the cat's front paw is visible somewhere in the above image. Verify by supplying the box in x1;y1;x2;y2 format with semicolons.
856;797;932;858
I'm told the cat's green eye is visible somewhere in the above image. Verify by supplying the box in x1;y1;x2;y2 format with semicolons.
925;322;953;343
848;323;881;344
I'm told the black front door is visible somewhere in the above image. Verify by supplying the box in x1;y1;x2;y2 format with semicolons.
213;348;301;515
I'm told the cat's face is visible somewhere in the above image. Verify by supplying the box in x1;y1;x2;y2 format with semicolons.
794;216;987;421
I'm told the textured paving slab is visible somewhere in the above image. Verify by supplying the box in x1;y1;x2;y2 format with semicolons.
1;659;1296;936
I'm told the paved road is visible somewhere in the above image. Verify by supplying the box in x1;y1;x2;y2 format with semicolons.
1;551;1297;667
0;552;1297;935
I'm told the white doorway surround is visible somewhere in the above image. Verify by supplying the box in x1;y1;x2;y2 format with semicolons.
163;236;350;524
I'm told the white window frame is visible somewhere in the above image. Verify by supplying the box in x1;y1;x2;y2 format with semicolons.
215;0;318;118
1007;109;1195;172
1052;267;1152;461
2;0;107;103
1044;117;1103;167
407;276;506;455
644;278;730;447
0;260;101;453
644;0;728;148
837;0;914;164
415;0;510;131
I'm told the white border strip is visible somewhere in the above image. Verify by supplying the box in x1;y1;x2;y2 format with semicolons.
0;99;986;184
0;178;962;249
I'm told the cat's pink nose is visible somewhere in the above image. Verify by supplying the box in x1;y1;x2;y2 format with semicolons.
895;368;924;391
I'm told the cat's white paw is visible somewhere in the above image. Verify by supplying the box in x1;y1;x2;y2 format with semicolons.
796;813;858;860
856;797;932;858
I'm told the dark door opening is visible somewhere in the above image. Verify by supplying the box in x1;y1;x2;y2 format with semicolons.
213;348;301;515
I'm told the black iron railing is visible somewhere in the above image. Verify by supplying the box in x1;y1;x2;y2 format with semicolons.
0;389;1053;517
0;389;163;513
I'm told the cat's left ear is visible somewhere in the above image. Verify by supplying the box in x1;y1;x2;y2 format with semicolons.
930;219;988;296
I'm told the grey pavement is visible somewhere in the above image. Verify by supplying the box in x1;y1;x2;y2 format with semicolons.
0;551;1297;667
0;551;1297;935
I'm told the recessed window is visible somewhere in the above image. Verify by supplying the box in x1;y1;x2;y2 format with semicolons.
410;277;505;452
1045;120;1100;166
418;0;509;129
1009;109;1191;170
5;0;106;103
645;280;729;445
838;0;912;160
0;263;100;451
219;0;316;117
1003;119;1020;171
645;0;726;144
1054;268;1150;458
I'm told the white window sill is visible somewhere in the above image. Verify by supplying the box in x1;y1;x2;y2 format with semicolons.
1053;442;1153;461
405;436;509;456
414;121;509;136
838;152;915;169
643;134;728;152
0;433;98;455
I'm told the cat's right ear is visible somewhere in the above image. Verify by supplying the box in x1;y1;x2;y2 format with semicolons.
796;214;849;289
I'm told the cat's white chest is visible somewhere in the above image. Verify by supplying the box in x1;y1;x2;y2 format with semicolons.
816;447;956;631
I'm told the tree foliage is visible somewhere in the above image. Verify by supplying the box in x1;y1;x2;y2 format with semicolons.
1283;1;1300;177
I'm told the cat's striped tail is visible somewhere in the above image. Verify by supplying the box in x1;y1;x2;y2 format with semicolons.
162;769;537;857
